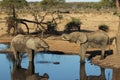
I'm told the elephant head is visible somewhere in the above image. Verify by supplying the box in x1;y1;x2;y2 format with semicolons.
76;33;87;44
26;37;49;51
11;34;49;63
61;32;87;44
61;34;70;41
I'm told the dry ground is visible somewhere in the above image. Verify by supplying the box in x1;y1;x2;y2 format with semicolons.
0;12;120;69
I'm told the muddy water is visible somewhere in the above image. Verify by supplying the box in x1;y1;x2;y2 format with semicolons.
0;44;113;80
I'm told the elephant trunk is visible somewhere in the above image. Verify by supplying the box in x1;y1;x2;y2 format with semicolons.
39;39;49;52
44;46;49;52
61;34;70;41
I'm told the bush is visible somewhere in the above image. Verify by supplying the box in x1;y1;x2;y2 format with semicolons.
98;24;109;32
64;17;82;33
46;21;57;33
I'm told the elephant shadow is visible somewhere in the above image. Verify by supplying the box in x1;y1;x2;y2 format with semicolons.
86;50;113;61
63;29;93;34
11;61;49;80
42;50;65;55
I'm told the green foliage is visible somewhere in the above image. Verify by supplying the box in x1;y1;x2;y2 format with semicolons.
64;17;82;33
98;24;109;32
71;17;81;24
40;0;65;9
21;1;116;11
6;16;16;34
46;21;57;34
100;0;115;8
41;0;58;6
1;0;28;8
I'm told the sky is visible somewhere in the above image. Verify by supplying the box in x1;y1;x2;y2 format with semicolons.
26;0;101;2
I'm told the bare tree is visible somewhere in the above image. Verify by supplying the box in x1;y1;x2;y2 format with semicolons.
116;0;120;12
116;0;120;54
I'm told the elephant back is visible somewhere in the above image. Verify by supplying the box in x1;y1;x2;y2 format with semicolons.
26;37;49;50
87;30;109;45
11;34;27;52
69;32;87;43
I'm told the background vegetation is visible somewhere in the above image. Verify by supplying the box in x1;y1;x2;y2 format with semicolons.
0;0;117;11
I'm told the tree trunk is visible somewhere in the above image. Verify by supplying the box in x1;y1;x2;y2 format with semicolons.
116;17;120;54
116;0;120;54
116;0;120;13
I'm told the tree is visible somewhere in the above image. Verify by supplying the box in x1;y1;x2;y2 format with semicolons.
40;0;65;6
115;0;120;54
41;0;58;5
58;0;65;3
1;0;28;8
100;0;115;8
115;0;120;12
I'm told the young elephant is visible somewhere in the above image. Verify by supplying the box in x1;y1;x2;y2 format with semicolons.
11;34;49;63
61;30;109;63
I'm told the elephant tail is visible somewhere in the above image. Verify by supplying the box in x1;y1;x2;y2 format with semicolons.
108;36;116;45
107;36;116;54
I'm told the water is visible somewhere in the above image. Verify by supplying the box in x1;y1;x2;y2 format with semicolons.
0;44;113;80
0;44;9;50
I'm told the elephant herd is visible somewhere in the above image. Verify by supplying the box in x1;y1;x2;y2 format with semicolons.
11;30;116;64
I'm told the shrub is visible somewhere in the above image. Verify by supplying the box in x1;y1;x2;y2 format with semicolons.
64;17;82;33
98;24;109;32
46;21;57;33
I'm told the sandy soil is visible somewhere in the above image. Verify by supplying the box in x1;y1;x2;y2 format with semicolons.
0;12;120;69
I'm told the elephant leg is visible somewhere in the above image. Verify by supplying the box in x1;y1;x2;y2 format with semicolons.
27;49;35;62
101;46;106;59
18;52;23;65
31;50;35;62
11;47;18;66
12;51;21;66
80;43;88;63
11;46;18;62
16;52;22;65
14;52;17;61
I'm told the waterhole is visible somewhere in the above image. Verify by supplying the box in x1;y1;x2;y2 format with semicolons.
0;44;113;80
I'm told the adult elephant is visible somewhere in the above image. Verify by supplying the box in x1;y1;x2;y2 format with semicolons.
11;34;49;64
61;30;109;63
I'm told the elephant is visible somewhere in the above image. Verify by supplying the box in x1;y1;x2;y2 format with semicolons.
11;34;49;64
61;30;109;63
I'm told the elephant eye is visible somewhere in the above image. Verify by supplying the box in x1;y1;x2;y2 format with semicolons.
94;40;99;44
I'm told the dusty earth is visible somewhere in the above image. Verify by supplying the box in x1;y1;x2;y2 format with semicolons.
0;12;120;69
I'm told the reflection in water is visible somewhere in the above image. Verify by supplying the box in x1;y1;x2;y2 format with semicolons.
80;63;106;80
12;61;49;80
0;42;113;80
80;63;86;80
34;53;80;80
112;69;120;80
0;44;9;50
4;53;112;80
0;54;11;80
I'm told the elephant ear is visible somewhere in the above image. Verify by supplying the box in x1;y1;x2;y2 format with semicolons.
26;38;36;50
76;33;87;44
